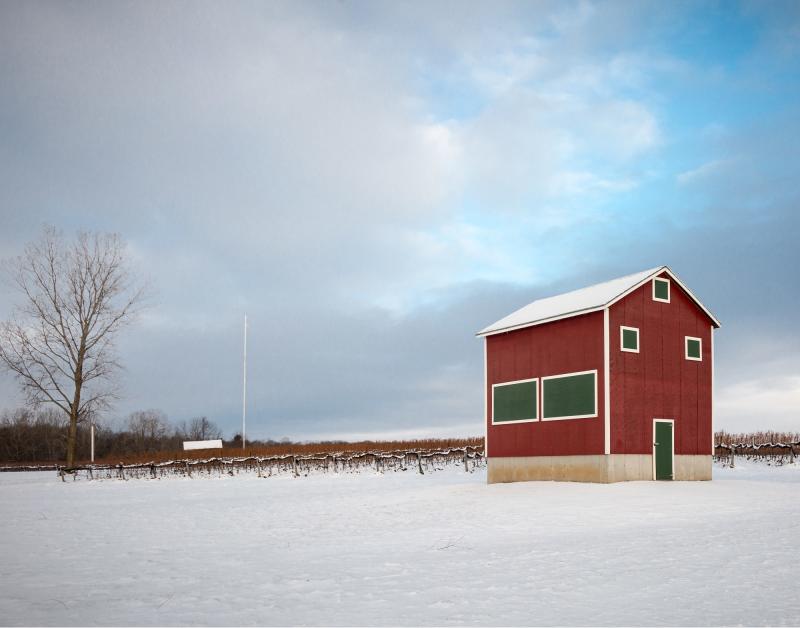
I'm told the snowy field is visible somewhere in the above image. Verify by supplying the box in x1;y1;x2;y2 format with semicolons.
1;463;799;627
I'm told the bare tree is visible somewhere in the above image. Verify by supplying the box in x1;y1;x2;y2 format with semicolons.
179;416;222;441
0;227;145;467
127;409;170;453
0;406;69;463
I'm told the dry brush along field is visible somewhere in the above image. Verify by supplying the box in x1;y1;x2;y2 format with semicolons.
26;445;486;481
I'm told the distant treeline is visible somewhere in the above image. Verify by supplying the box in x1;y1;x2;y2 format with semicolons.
0;407;230;464
0;407;483;465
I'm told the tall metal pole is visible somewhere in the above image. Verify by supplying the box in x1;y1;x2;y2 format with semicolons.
242;314;247;450
90;422;95;463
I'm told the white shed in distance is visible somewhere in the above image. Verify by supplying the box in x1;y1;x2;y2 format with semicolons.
182;439;223;451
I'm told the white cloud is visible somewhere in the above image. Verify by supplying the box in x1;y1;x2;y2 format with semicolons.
1;1;737;439
0;1;670;306
716;375;800;433
677;159;736;186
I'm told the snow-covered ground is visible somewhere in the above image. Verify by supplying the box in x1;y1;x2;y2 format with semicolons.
1;463;799;626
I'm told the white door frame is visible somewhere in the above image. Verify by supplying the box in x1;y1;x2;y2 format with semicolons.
652;418;675;480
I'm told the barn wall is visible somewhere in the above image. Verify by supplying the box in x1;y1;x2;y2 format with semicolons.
486;311;605;457
609;272;713;456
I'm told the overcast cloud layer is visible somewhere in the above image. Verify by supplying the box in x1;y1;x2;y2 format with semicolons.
1;1;799;439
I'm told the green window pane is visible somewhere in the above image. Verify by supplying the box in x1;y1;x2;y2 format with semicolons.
654;279;669;300
686;338;701;359
543;372;596;419
622;328;638;351
493;380;537;422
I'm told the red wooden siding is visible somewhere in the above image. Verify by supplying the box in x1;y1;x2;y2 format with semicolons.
609;272;713;455
486;311;605;457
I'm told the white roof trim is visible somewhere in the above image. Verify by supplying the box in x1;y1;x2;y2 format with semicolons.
477;265;720;337
605;267;721;327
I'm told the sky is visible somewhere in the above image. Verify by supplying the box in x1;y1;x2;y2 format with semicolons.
0;0;799;440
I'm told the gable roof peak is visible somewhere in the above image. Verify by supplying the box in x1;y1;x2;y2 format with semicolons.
477;265;719;337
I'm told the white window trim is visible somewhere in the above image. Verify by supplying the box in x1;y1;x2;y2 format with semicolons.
652;277;670;303
685;336;702;361
483;339;488;455
491;377;539;425
620;325;640;353
541;369;598;421
652;418;675;481
603;308;610;455
710;326;715;455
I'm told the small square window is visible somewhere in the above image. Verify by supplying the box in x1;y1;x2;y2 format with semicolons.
685;336;702;361
653;277;670;302
620;326;639;353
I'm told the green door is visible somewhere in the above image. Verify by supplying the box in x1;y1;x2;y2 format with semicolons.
654;421;673;480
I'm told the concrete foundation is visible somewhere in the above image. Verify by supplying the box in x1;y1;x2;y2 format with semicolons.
487;454;712;484
673;455;713;481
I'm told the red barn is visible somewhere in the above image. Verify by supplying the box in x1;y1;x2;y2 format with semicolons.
477;266;720;483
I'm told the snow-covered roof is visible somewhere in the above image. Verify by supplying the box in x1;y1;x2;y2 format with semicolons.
477;266;720;337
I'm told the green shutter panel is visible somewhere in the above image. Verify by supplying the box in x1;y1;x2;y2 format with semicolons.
493;380;537;422
542;372;596;419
